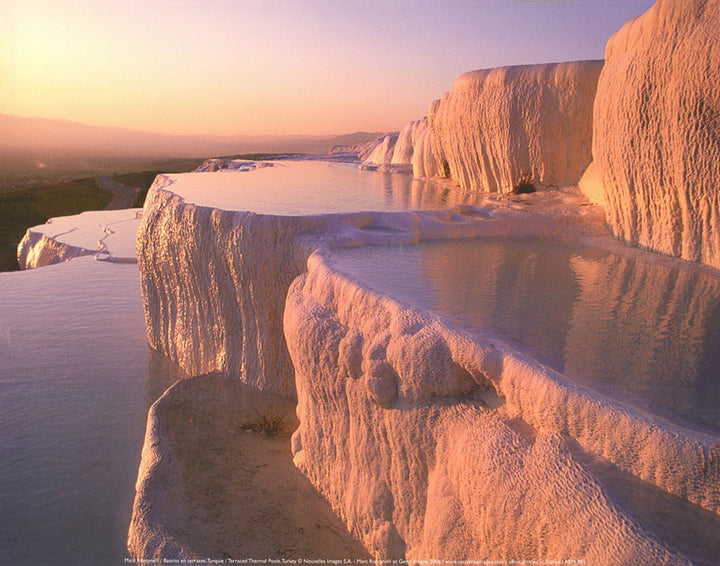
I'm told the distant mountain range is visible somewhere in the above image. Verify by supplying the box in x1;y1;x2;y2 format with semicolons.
1;112;380;157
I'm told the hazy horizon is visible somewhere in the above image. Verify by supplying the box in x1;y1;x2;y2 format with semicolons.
2;0;656;138
0;113;386;178
0;111;383;141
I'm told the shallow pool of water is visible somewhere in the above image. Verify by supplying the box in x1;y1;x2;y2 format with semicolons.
330;237;720;431
166;160;484;215
0;257;185;564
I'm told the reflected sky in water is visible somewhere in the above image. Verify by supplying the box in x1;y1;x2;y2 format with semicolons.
0;258;186;565
331;238;720;431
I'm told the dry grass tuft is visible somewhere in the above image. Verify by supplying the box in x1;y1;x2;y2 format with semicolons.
239;407;286;436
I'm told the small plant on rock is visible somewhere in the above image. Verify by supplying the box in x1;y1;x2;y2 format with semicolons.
239;407;285;436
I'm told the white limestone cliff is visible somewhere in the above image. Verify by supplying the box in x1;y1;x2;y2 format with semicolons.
132;1;720;556
359;121;431;174
135;155;720;560
580;0;720;267
425;61;603;192
410;114;442;179
137;163;618;398
360;134;408;172
329;138;386;161
361;61;602;192
137;176;313;396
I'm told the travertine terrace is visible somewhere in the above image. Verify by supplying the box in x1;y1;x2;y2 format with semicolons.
364;61;603;194
17;208;141;269
129;159;719;563
580;0;720;267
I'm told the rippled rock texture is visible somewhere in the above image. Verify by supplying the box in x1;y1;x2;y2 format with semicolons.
580;0;720;267
363;62;602;194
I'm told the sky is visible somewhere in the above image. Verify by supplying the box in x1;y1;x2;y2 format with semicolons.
1;0;656;137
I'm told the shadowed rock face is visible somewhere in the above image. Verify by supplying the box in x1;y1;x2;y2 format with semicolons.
128;374;371;561
581;0;720;267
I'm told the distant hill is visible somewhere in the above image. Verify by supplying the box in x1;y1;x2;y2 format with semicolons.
0;114;384;176
323;131;386;149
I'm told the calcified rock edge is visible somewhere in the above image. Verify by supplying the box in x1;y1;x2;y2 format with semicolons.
130;1;719;563
17;208;142;269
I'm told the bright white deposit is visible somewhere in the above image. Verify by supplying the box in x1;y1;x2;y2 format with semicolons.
17;208;142;269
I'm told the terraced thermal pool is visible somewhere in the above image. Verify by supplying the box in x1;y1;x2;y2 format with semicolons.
330;237;720;431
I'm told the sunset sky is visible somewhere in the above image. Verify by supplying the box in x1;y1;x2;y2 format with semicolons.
2;0;655;136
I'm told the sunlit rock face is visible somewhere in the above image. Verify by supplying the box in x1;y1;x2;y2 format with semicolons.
17;231;94;269
422;61;603;192
329;138;383;161
284;253;694;563
411;115;442;179
581;0;720;267
360;120;435;175
360;134;414;173
137;181;313;396
362;61;601;192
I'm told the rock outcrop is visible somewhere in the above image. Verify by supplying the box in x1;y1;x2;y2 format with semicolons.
132;3;720;560
136;171;486;396
362;63;601;191
580;0;720;267
136;166;609;397
358;61;602;194
424;61;603;193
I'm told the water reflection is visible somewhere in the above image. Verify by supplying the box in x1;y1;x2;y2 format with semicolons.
0;259;151;564
170;161;486;215
0;258;193;565
565;253;720;430
330;238;720;431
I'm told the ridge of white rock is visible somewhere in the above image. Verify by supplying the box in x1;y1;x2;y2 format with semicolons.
284;251;717;562
359;134;412;174
580;0;720;267
128;373;371;561
127;381;206;562
194;158;275;172
17;208;142;269
411;115;442;179
136;155;720;560
361;62;602;192
426;61;603;193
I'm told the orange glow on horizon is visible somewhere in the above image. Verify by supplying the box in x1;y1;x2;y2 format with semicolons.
1;0;655;137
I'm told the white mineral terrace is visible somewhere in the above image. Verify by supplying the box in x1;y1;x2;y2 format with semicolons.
17;208;142;269
131;158;719;563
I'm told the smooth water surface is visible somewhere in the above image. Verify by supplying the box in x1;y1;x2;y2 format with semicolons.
331;238;720;431
0;257;184;565
167;160;485;215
